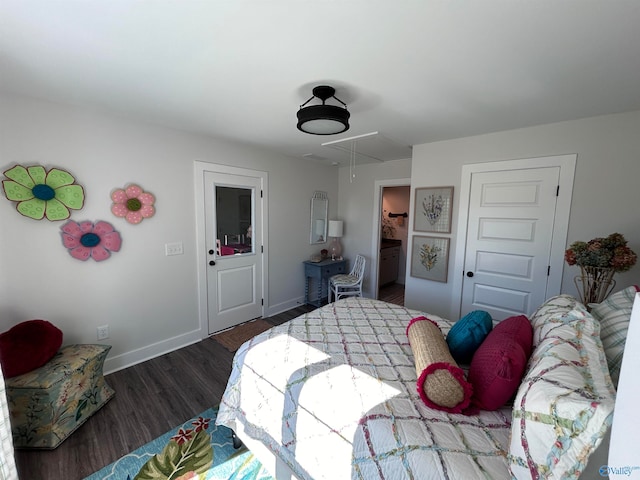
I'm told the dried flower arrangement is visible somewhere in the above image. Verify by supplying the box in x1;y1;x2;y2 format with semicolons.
565;232;637;306
565;233;637;272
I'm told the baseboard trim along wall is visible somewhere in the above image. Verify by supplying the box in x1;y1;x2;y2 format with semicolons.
103;329;203;375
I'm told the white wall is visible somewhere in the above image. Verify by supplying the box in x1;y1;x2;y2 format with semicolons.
405;110;640;319
0;94;338;372
337;159;412;297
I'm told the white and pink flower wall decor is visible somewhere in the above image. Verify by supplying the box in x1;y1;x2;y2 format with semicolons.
111;184;155;224
3;163;159;263
61;220;122;262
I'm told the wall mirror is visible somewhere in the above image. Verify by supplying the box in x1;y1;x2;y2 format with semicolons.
310;191;328;244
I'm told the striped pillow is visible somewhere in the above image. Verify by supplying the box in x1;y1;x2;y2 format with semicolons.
590;285;640;387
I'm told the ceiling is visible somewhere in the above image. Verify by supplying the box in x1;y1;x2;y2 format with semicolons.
2;1;640;166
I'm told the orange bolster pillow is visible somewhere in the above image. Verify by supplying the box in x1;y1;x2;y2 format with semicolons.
406;316;473;413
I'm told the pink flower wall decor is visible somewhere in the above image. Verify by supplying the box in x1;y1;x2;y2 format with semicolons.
111;184;155;224
61;220;122;262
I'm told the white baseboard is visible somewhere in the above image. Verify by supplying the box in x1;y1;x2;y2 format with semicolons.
265;296;306;317
103;329;204;375
103;297;308;375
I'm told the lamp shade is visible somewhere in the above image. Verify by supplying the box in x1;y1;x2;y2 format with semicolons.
297;105;350;135
297;85;350;135
328;220;343;238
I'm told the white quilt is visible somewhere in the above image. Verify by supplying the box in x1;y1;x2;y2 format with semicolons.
217;297;512;480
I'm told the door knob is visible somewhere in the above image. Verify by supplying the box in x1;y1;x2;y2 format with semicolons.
209;260;216;266
208;249;214;255
466;271;474;277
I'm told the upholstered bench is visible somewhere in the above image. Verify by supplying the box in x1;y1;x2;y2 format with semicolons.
5;344;114;449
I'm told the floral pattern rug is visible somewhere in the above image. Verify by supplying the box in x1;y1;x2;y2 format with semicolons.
84;407;273;480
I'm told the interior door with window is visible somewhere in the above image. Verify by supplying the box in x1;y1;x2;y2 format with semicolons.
204;171;263;334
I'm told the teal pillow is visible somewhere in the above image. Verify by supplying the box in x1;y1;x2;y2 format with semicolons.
446;310;493;364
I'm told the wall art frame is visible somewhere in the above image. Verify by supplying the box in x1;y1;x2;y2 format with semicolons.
414;186;453;233
410;235;450;283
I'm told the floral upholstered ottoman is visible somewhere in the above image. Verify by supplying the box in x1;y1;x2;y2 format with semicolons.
5;344;114;449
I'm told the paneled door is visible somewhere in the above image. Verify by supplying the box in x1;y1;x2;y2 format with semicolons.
460;166;560;320
203;170;264;334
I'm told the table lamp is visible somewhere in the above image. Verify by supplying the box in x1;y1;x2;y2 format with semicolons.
328;220;344;260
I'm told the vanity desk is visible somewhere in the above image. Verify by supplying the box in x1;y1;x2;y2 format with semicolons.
303;258;348;307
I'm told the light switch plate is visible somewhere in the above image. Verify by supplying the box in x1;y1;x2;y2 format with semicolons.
165;242;184;256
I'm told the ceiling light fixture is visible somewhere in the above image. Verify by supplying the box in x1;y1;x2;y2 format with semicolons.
297;85;350;135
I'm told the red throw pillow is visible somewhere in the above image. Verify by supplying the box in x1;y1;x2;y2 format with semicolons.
0;320;63;378
491;315;533;356
468;316;533;411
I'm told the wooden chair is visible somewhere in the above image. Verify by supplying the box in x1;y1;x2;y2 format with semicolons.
328;254;366;302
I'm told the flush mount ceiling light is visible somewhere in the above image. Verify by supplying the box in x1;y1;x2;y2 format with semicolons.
297;85;350;135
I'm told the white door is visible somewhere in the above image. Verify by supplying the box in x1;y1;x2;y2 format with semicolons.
204;171;263;334
460;167;560;320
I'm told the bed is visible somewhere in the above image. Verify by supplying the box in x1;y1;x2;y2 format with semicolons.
217;294;621;479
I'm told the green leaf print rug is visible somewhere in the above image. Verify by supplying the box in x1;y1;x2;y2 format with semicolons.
84;407;273;480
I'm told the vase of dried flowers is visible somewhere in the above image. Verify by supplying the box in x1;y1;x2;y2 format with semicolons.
565;232;637;307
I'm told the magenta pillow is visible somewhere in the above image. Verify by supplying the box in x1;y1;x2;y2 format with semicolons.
491;315;533;356
0;320;63;378
468;316;533;411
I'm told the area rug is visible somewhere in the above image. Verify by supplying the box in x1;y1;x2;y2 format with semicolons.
84;407;274;480
212;319;272;352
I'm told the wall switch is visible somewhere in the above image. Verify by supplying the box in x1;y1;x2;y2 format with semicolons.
97;325;109;340
165;242;184;256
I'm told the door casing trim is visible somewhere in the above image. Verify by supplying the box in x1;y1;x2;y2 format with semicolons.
194;161;268;338
451;154;576;318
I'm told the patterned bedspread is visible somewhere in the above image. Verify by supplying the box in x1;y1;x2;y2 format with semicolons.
217;298;512;480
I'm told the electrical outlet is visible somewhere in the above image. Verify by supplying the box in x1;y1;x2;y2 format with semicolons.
165;242;184;256
97;325;109;340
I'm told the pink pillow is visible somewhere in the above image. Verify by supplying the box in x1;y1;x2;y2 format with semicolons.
491;315;533;356
468;316;533;411
0;319;63;378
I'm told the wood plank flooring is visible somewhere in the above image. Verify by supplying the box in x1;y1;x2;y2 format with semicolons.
15;286;404;480
378;282;405;306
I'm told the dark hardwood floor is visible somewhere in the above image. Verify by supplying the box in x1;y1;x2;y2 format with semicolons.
378;282;405;306
15;287;404;480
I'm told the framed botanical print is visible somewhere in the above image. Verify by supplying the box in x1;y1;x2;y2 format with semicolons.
414;186;453;233
410;235;450;283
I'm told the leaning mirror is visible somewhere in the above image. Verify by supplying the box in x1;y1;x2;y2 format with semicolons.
310;191;328;244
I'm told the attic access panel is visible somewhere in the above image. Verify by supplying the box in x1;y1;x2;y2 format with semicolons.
320;132;412;165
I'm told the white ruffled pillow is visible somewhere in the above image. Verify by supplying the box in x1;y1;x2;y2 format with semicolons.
508;295;616;479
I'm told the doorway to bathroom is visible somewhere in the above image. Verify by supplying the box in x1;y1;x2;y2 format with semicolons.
373;181;410;304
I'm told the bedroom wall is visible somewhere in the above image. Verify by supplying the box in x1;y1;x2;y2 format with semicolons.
0;93;338;372
405;109;640;319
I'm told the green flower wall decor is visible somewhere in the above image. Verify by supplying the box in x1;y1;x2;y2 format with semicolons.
2;165;85;221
